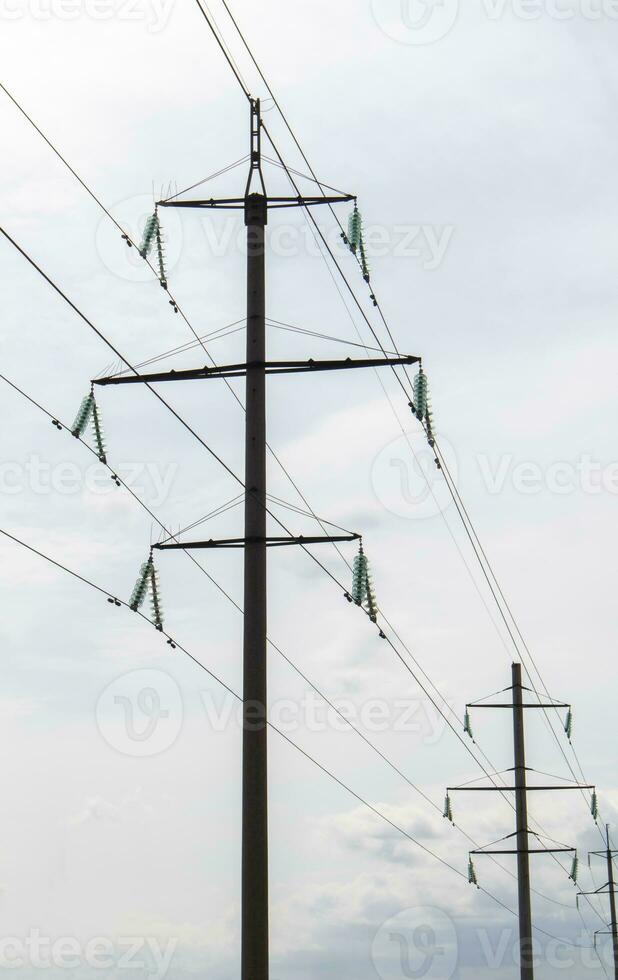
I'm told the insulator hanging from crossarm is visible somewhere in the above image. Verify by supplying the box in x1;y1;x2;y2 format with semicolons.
358;235;370;284
411;365;436;450
155;215;168;289
570;853;579;884
70;388;108;461
412;367;428;421
71;391;95;438
443;792;454;823
425;403;435;449
91;398;107;464
352;542;369;606
130;555;153;612
364;566;379;624
139;208;169;287
139;211;159;259
468;856;479;887
347;203;362;253
351;540;379;623
345;202;371;283
591;791;599;821
149;562;164;631
564;707;573;741
464;708;474;740
129;552;165;631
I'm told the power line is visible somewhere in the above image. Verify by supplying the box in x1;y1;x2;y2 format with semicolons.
212;0;417;396
0;225;524;836
0;520;590;948
1;369;579;915
0;80;369;601
434;441;603;825
0;372;439;817
0;80;423;699
0;223;360;603
192;0;251;98
254;123;598;886
192;10;608;947
205;0;602;831
192;5;600;834
248;37;604;852
3;19;602;945
0;225;244;486
1;87;593;919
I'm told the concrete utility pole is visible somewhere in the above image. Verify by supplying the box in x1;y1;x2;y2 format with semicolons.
95;98;418;980
241;100;269;980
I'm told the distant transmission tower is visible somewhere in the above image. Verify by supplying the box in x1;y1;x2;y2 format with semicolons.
578;825;618;979
446;662;595;980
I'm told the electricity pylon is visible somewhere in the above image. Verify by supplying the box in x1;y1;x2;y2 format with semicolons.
447;662;595;980
578;824;618;979
95;98;418;980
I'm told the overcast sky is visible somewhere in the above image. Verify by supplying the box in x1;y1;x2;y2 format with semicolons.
1;1;618;978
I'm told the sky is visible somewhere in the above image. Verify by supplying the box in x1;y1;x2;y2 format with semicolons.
1;0;618;977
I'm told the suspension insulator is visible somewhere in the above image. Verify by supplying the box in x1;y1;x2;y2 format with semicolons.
129;553;165;631
91;398;107;464
443;793;454;823
569;854;579;884
564;708;573;741
413;367;429;423
130;556;153;612
425;404;436;448
468;857;478;887
365;567;379;623
358;236;370;283
591;791;599;821
71;392;95;438
352;543;369;606
139;212;159;259
149;563;164;630
347;205;362;253
155;217;168;288
351;542;379;623
464;709;474;740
